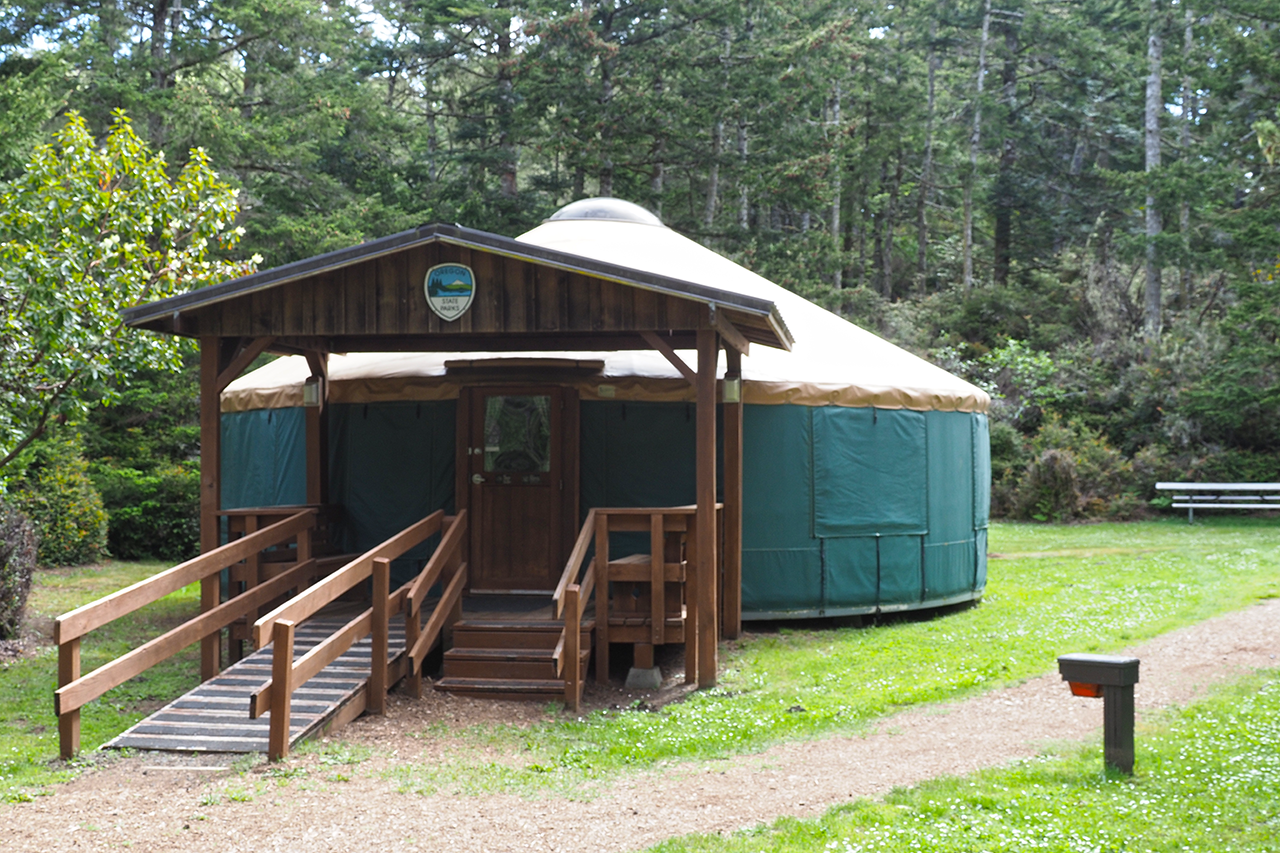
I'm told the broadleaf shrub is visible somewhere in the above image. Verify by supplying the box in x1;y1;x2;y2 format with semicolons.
91;464;198;562
0;499;38;639
16;443;108;567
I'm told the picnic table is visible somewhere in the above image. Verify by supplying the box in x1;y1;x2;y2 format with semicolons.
1154;482;1280;523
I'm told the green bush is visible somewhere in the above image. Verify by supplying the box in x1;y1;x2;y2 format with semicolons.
16;444;108;567
1012;448;1081;522
91;464;199;562
0;499;38;639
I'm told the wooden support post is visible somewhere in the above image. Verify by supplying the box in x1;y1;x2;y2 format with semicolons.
723;347;743;639
404;596;423;699
57;637;80;759
594;512;610;683
684;516;699;685
564;585;581;712
695;328;719;688
1103;684;1136;775
650;513;664;646
370;558;390;715
199;337;223;681
634;643;655;669
304;351;328;506
268;619;295;761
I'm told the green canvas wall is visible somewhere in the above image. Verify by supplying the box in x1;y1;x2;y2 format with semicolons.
221;408;306;509
220;400;990;617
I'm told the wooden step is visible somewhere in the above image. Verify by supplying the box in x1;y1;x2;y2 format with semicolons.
443;647;589;681
451;621;593;650
433;677;567;702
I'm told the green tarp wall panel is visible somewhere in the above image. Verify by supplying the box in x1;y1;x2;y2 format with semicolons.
973;413;991;529
221;408;306;509
328;402;455;581
580;401;699;557
877;535;924;606
812;408;928;536
741;405;823;613
221;398;988;616
822;536;878;612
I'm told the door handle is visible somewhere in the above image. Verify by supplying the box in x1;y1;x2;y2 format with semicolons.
471;474;486;485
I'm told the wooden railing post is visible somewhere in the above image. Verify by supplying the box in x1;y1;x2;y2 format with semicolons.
564;585;581;712
593;512;610;683
268;619;295;761
684;520;699;686
370;557;390;715
404;592;423;700
57;637;81;759
650;513;664;648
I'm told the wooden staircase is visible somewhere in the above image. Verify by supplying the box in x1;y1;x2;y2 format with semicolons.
434;618;593;701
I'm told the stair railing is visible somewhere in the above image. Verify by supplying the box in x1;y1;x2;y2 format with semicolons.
552;505;722;710
249;509;468;760
53;509;320;759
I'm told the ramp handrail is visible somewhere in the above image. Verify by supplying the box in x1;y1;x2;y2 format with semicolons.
249;510;468;760
53;509;319;758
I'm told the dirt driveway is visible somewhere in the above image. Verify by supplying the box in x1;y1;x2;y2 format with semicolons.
3;598;1278;852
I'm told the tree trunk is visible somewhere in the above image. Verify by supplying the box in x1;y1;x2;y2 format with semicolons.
704;120;722;227
1179;4;1195;310
916;13;939;294
496;3;517;199
882;150;903;299
599;62;614;197
1144;0;1164;341
831;80;843;289
992;17;1019;288
964;0;992;291
737;118;749;230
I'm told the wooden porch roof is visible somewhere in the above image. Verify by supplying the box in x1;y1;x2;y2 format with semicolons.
123;223;792;353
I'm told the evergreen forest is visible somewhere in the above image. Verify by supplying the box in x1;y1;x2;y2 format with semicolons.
1;0;1279;564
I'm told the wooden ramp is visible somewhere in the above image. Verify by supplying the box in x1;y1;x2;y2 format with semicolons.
106;609;407;754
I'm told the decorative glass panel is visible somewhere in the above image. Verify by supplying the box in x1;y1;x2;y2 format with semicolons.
483;395;552;473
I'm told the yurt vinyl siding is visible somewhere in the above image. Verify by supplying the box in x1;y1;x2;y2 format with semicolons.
811;408;928;537
216;399;990;618
220;408;306;510
328;401;455;570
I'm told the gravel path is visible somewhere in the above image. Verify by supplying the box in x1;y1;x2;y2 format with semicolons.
4;598;1278;852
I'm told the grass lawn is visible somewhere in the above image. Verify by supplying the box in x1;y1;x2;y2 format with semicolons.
648;668;1280;852
0;560;199;802
3;517;1280;805
391;517;1280;794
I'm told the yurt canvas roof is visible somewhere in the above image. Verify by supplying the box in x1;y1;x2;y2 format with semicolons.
222;199;988;414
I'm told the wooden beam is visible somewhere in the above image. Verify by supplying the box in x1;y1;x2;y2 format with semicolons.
723;346;743;639
304;350;329;505
57;558;318;716
55;511;315;643
711;308;750;356
369;558;390;715
268;620;295;761
57;638;80;759
252;510;442;648
695;329;719;688
303;349;329;383
199;337;223;681
640;331;697;385
215;336;277;395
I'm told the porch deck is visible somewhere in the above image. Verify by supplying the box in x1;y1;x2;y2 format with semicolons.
106;595;561;754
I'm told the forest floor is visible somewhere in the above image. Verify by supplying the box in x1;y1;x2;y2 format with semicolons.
1;594;1277;853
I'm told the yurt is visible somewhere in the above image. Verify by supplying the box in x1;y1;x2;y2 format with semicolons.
217;198;991;621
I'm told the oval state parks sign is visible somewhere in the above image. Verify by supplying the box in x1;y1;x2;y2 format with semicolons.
424;263;476;322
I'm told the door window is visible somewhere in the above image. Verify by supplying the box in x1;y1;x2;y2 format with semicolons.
483;395;552;474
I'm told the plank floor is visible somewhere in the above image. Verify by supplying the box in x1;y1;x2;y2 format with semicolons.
106;609;408;754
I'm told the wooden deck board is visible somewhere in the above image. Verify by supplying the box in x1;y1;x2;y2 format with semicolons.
105;613;408;754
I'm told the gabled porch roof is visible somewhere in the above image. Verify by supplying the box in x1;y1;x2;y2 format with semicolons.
122;222;792;354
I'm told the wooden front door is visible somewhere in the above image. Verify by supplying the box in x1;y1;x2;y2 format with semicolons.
464;386;575;592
